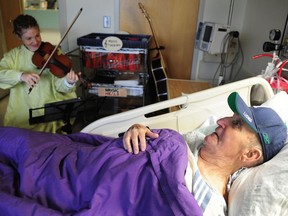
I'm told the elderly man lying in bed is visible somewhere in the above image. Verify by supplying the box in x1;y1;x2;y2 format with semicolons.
123;92;287;216
0;92;286;216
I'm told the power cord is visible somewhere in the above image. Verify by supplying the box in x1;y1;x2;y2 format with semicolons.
212;31;243;85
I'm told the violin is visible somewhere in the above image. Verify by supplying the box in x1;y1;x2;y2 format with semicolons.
28;8;90;93
32;42;72;78
32;42;91;89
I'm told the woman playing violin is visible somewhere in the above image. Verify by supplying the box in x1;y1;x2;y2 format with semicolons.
0;14;79;133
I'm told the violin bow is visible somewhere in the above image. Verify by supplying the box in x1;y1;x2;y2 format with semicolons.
29;8;83;94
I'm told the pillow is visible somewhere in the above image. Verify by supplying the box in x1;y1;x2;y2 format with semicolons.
228;144;288;216
182;116;217;152
260;91;288;124
228;91;288;216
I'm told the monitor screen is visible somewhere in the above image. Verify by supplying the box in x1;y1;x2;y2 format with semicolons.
203;25;213;43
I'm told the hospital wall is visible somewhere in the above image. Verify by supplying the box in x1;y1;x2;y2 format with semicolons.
191;0;288;84
58;0;119;52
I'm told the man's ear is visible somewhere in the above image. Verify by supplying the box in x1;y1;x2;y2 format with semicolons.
242;147;263;163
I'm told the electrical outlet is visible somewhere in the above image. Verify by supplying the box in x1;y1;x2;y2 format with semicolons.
202;52;222;63
103;16;111;28
226;38;239;62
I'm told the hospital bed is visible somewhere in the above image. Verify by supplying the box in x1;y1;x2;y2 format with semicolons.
81;76;288;216
81;77;274;137
0;77;287;216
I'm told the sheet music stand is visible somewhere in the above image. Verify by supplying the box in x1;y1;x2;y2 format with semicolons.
29;98;85;134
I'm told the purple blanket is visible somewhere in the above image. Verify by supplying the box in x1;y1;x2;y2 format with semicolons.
0;127;202;216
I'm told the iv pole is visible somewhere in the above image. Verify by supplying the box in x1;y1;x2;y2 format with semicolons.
227;0;235;26
218;0;235;85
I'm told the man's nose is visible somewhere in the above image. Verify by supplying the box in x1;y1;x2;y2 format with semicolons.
216;117;230;128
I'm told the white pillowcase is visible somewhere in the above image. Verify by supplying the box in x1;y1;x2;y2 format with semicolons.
228;145;288;216
228;91;288;216
261;91;288;125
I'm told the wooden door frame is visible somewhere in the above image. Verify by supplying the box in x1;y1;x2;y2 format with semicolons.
0;0;24;51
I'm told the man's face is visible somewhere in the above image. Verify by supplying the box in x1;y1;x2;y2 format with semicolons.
200;114;257;163
20;27;42;52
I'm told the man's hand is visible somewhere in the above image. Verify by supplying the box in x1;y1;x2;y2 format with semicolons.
123;124;159;154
